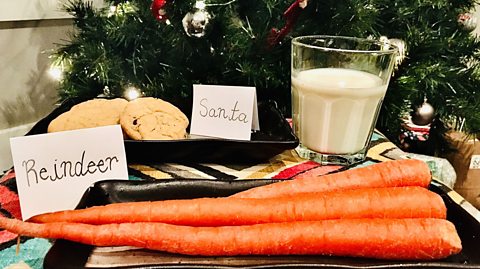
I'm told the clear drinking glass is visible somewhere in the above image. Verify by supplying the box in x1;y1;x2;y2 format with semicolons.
291;35;398;165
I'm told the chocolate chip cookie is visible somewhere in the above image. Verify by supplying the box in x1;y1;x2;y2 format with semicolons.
48;98;128;133
120;97;189;140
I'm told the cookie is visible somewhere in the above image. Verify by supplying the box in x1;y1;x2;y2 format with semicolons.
48;98;128;133
120;97;189;140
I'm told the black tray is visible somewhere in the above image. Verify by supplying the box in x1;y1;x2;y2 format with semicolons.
43;179;480;269
27;98;298;163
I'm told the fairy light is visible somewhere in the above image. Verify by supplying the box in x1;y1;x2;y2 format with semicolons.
48;64;63;81
107;5;117;17
195;0;207;9
124;85;142;100
191;0;239;11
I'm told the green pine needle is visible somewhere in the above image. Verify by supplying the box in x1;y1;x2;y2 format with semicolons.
52;0;480;150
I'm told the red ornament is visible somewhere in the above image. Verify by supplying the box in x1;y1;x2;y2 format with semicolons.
151;0;168;21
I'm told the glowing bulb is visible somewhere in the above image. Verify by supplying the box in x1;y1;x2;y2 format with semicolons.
124;86;142;100
48;65;63;81
195;0;206;9
107;5;117;17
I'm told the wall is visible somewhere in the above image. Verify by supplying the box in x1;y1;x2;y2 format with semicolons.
0;0;104;130
0;19;71;129
474;8;480;37
0;20;75;173
0;1;105;173
0;1;73;173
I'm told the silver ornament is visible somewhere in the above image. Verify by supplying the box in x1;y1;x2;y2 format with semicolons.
182;8;212;38
458;13;477;32
411;101;435;126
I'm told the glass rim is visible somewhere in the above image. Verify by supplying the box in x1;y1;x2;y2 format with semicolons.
292;35;399;54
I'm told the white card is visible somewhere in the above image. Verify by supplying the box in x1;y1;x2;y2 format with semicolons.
470;155;480;169
10;125;129;220
190;85;260;140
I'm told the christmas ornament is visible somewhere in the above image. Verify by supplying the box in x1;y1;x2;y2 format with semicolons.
108;2;136;17
411;100;435;126
151;0;168;21
268;0;308;48
458;13;477;32
182;1;212;38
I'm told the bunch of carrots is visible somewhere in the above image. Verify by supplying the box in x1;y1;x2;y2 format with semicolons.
0;159;462;260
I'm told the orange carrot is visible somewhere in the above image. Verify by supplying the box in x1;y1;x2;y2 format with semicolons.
0;216;461;260
30;187;446;226
232;159;431;199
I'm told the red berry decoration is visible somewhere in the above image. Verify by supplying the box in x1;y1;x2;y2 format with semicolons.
151;0;168;21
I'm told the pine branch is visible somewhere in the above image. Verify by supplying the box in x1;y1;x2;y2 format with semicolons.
52;0;480;144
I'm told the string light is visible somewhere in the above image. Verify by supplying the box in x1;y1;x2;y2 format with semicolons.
123;85;142;100
48;64;63;81
107;5;117;17
195;0;206;10
203;0;238;7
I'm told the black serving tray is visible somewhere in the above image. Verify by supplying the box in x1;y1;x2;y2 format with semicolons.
27;98;298;163
43;179;480;269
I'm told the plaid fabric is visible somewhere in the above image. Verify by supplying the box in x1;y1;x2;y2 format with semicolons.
0;131;402;269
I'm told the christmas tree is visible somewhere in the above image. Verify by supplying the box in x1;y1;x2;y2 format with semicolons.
52;0;480;151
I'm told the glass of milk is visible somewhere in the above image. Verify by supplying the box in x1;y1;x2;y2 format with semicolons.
291;35;398;165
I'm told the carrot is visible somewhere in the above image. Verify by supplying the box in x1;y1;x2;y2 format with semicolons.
30;187;446;226
231;159;432;199
0;216;461;260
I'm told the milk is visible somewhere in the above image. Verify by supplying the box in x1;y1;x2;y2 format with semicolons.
291;68;387;154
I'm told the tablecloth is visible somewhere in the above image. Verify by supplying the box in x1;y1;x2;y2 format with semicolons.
0;132;410;269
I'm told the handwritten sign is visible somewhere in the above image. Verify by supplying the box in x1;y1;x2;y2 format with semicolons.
470;155;480;169
10;125;129;220
190;84;259;140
